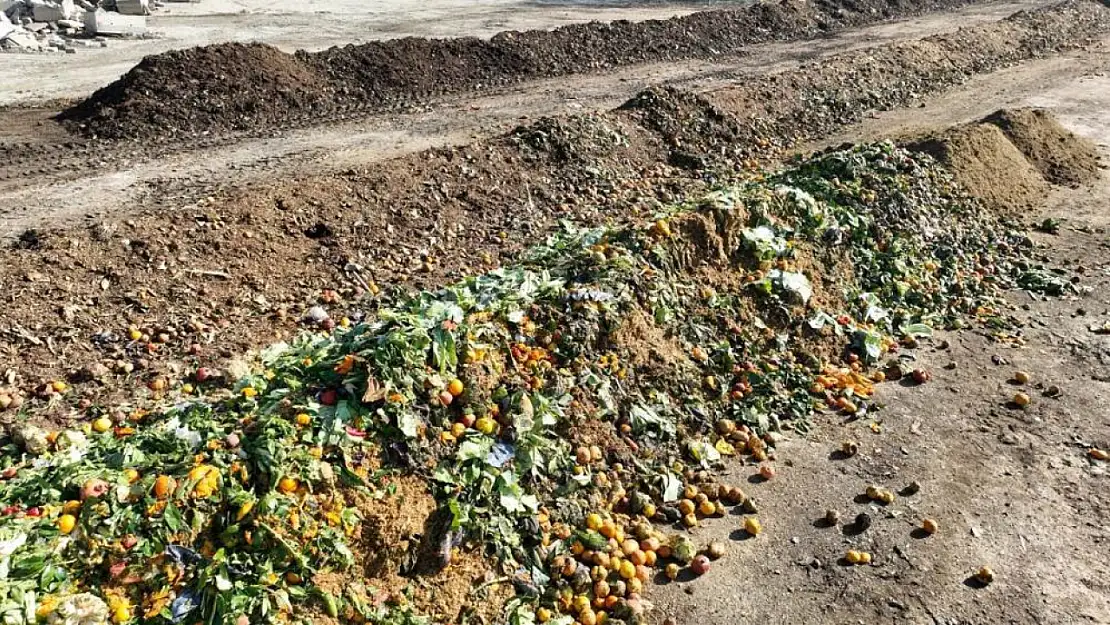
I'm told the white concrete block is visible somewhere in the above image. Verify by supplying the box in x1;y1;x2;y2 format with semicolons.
84;8;145;35
30;0;72;22
114;0;148;15
0;13;15;40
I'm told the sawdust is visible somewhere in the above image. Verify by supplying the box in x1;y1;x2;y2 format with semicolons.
908;122;1049;214
985;107;1102;187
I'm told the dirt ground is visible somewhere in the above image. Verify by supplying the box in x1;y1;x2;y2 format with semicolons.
2;1;1109;623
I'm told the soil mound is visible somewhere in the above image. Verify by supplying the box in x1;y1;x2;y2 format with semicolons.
984;108;1102;186
59;43;329;134
908;123;1050;213
60;0;987;139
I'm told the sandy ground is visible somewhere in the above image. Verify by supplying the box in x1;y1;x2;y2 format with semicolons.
649;49;1110;625
0;0;737;105
0;0;1048;240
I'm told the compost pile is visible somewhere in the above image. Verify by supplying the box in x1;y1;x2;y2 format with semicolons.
57;0;986;139
0;144;1056;625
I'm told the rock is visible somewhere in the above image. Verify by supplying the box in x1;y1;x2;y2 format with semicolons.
304;305;329;325
114;0;148;14
83;8;145;36
55;17;78;27
29;0;73;22
0;11;15;40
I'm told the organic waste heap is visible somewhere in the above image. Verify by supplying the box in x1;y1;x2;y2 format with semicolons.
0;143;1061;625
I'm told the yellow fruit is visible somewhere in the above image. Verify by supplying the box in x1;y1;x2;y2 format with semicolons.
447;379;465;397
859;552;872;564
450;422;466;438
677;499;695;516
536;608;552;623
92;417;112;433
586;513;603;531
1013;392;1031;408
475;417;496;435
744;517;762;536
1013;371;1030;384
665;562;680;580
697;500;715;516
57;514;77;534
237;501;255;521
573;595;591;614
682;514;698;528
295;413;312;426
241;387;258;398
922;518;938;535
123;468;140;483
51;381;68;393
975;566;995;585
845;550;862;564
277;477;298;494
619;560;636;580
112;606;131;624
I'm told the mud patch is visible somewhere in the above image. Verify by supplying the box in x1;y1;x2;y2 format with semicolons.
984;108;1102;187
908;123;1049;213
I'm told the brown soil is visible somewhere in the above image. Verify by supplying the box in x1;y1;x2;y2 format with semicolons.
908;122;1051;213
984;107;1103;186
2;2;1107;425
904;107;1104;213
59;0;991;140
341;474;509;624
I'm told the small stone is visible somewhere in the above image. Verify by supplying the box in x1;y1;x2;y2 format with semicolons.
304;306;329;325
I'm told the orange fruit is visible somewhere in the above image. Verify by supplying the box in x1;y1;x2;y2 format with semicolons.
153;475;177;499
447;379;465;397
277;477;298;494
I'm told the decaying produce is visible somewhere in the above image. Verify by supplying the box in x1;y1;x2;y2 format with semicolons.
0;143;1055;625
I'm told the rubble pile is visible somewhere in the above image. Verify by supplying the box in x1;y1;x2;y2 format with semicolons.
0;0;152;53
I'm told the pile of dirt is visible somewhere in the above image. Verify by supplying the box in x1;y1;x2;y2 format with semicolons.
984;108;1103;186
905;108;1103;211
908;123;1050;213
3;1;1108;419
59;0;989;139
59;43;329;135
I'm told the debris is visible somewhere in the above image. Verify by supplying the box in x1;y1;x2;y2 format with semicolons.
83;7;145;36
974;566;995;585
29;0;73;22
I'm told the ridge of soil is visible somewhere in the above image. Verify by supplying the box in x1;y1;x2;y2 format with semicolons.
907;122;1052;213
1;1;1107;425
984;107;1103;186
57;0;994;140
